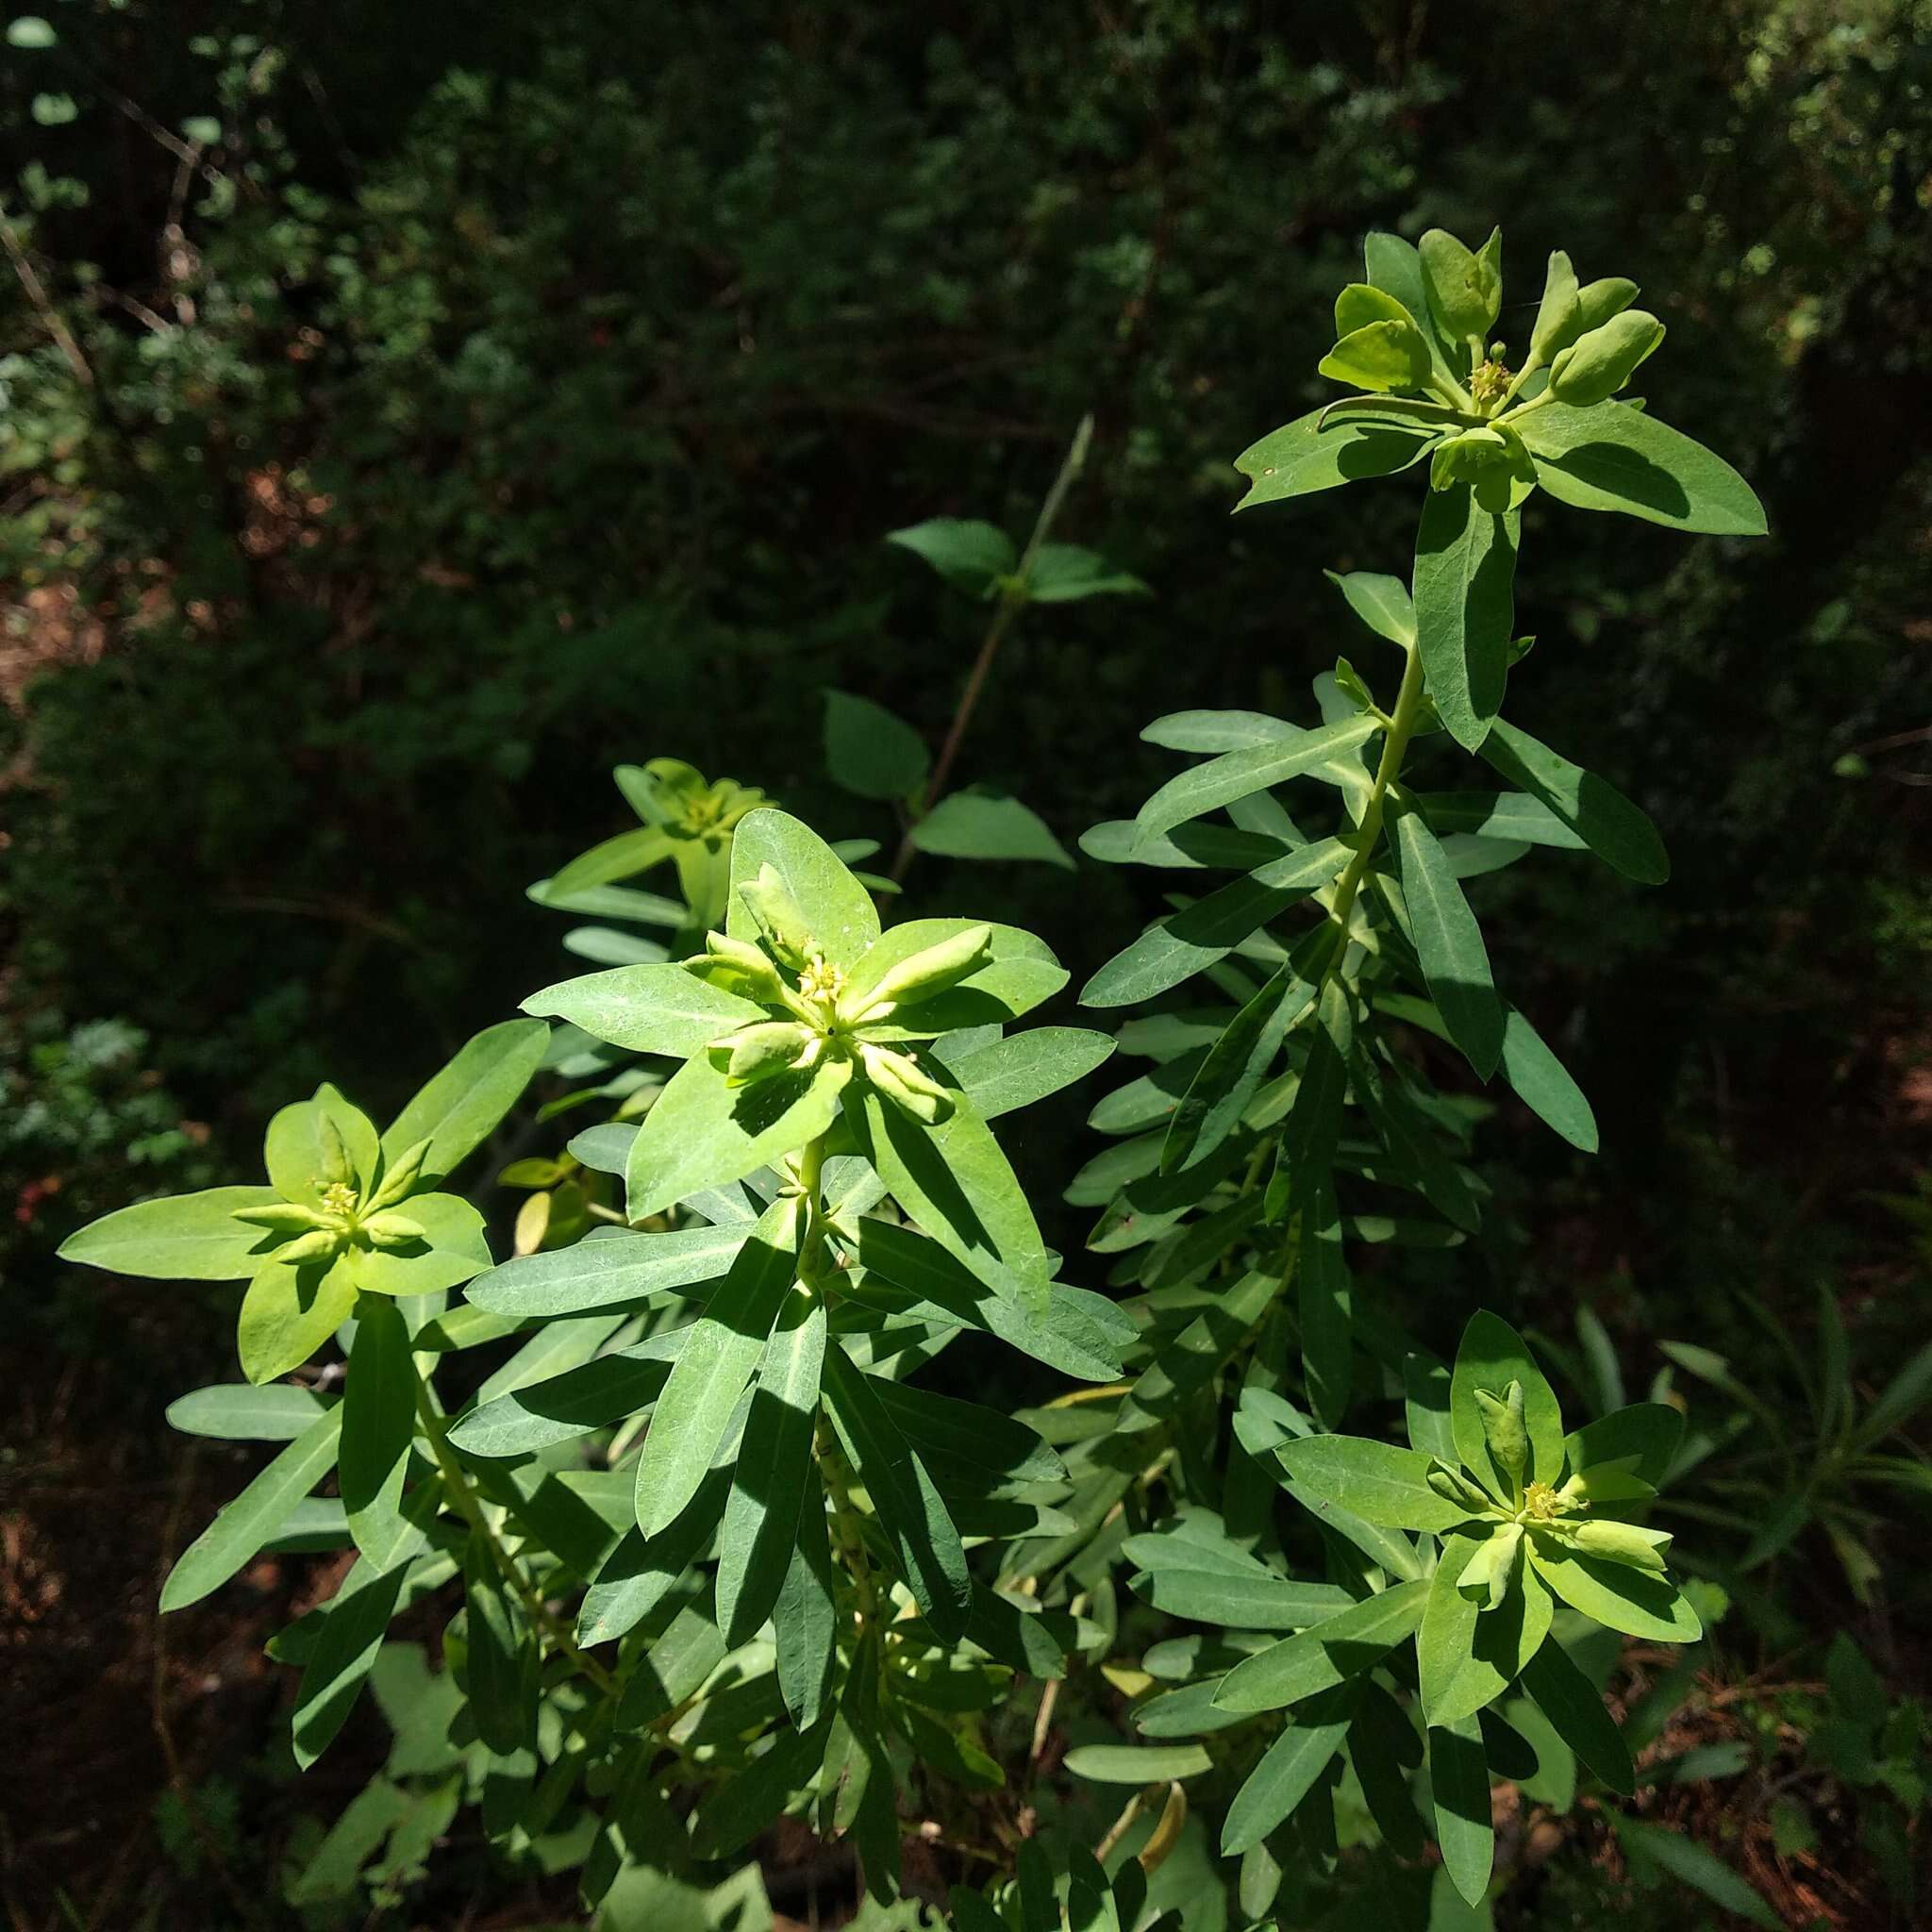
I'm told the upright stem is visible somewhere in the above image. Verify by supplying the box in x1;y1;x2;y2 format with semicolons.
1323;638;1428;961
888;413;1095;886
412;1377;617;1696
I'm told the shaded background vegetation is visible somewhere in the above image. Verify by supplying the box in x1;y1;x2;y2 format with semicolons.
2;1;1928;1925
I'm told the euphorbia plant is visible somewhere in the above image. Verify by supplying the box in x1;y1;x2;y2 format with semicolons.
58;226;1772;1927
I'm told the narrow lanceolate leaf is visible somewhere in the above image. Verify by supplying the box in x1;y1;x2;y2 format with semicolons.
339;1296;423;1572
633;1197;800;1538
1477;717;1668;885
1082;839;1352;1007
1299;1178;1353;1428
627;1054;851;1222
1274;1435;1469;1533
1514;399;1768;536
380;1019;551;1185
1519;1636;1635;1795
1351;1047;1482;1234
1616;1820;1780;1929
822;1341;971;1641
1215;1580;1429;1714
1269;976;1354;1220
1132;1565;1353;1633
1499;1003;1598;1152
1430;1712;1494;1907
936;1026;1116;1121
160;1406;345;1611
1325;569;1417;646
1392;806;1505;1080
1419;790;1588;850
1064;1744;1212;1785
291;1557;411;1768
59;1186;281;1281
1527;1541;1702;1642
449;1334;683;1458
167;1383;332;1441
1162;946;1320;1175
463;1533;534;1754
1133;715;1380;848
521;963;763;1057
1233;408;1438;510
774;1494;838;1728
1421;1533;1554;1727
466;1224;747;1318
843;1082;1050;1312
1413;484;1517;752
716;1283;826;1643
1221;1686;1357;1854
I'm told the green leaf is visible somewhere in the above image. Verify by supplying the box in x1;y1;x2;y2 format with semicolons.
626;1054;851;1221
167;1383;332;1441
1616;1819;1778;1928
1325;569;1416;646
1351;1047;1482;1235
1498;1005;1598;1152
874;1380;1062;1486
847;918;1068;1039
381;1021;552;1185
849;1219;1127;1381
936;1026;1115;1120
1141;709;1300;755
522;964;761;1057
1413;485;1517;752
824;690;930;800
1134;715;1380;846
264;1088;379;1205
548;824;676;899
1234;408;1437;510
1406;1354;1457;1462
1419;791;1588;850
1527;1541;1702;1641
1563;1402;1683;1488
1429;1712;1494;1907
1351;1681;1427;1857
1081;838;1351;1007
237;1252;358;1385
633;1198;801;1537
1392;807;1505;1081
1132;1565;1354;1634
844;1083;1050;1310
1270;975;1354;1223
291;1557;411;1768
463;1533;534;1754
823;1341;971;1641
1860;1339;1932;1442
887;517;1017;593
1419;225;1502;344
344;1191;492;1296
58;1186;281;1281
160;1406;344;1611
1064;1744;1211;1784
1161;947;1320;1176
728;808;880;968
716;1282;826;1643
1451;1311;1564;1491
451;1333;679;1457
1275;1436;1468;1532
1214;1580;1429;1714
468;1224;744;1318
1222;1687;1357;1854
1319;318;1432;392
1420;1533;1554;1727
1025;542;1149;602
1514;400;1768;537
690;1717;830;1860
340;1297;423;1571
775;1497;838;1727
910;789;1074;869
1519;1636;1636;1795
1477;718;1668;885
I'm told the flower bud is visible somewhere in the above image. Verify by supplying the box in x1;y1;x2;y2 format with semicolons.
1456;1522;1522;1611
684;930;788;1006
737;864;817;965
850;924;993;1022
361;1211;427;1249
1548;309;1665;408
1428;425;1534;511
232;1202;331;1233
316;1114;355;1189
1427;1463;1494;1515
858;1041;955;1124
709;1020;815;1087
366;1136;431;1210
275;1227;342;1266
1474;1381;1529;1489
1563;1518;1672;1573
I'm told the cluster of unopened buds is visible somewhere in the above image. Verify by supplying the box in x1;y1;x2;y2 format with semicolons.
684;863;994;1125
227;1120;430;1262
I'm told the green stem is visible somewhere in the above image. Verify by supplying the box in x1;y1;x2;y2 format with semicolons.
1322;637;1427;967
412;1376;617;1697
